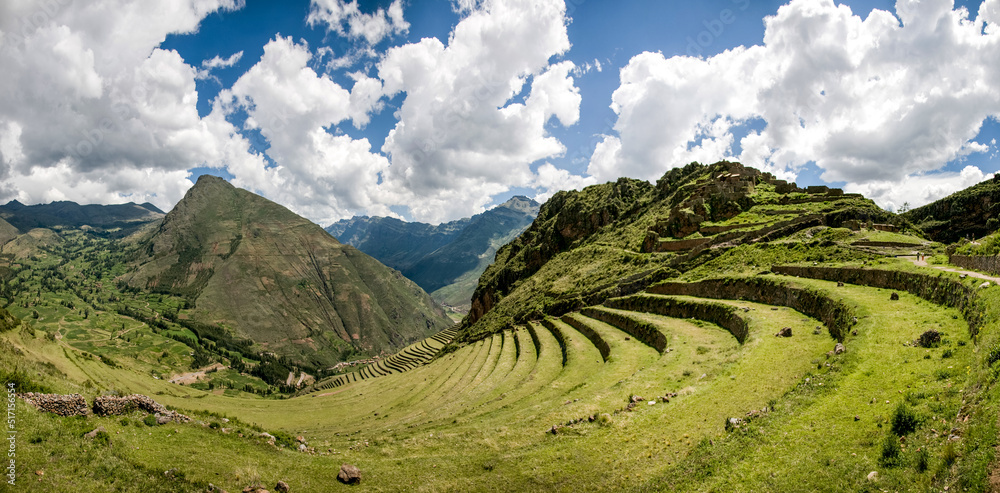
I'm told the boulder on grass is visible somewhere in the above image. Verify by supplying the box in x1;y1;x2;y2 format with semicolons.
775;327;792;337
338;464;361;485
889;292;899;301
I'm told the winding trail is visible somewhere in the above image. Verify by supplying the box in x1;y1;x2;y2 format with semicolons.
901;256;1000;284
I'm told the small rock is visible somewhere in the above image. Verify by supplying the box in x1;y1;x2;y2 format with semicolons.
837;282;844;287
648;401;656;405
164;468;178;478
298;443;307;452
851;330;857;336
275;480;290;493
854;415;860;421
35;470;44;476
775;327;792;337
84;426;106;439
296;435;306;443
834;343;846;355
156;415;171;425
889;292;899;301
867;471;877;481
980;281;991;289
960;274;967;279
338;464;362;485
813;327;822;335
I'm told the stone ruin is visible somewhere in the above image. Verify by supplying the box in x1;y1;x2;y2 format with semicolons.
18;393;90;417
18;392;190;423
93;394;191;423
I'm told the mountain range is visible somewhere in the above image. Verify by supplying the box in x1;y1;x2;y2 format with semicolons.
0;199;164;236
326;195;540;310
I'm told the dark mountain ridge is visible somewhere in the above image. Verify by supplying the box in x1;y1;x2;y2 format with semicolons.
0;199;164;236
327;196;539;309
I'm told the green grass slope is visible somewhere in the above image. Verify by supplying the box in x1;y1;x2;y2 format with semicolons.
461;161;896;343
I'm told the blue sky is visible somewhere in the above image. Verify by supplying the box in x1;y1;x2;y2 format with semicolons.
1;0;999;224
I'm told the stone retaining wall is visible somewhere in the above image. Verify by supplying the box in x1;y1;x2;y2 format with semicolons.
540;319;569;365
771;265;982;336
18;393;89;416
560;314;611;362
950;255;1000;277
605;294;749;344
579;307;668;353
851;241;923;248
647;277;854;341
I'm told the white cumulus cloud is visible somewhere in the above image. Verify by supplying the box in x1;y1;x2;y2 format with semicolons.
377;0;581;222
0;0;245;211
307;0;409;45
590;0;1000;210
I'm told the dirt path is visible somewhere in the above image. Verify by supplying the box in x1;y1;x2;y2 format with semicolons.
169;362;226;385
901;256;1000;284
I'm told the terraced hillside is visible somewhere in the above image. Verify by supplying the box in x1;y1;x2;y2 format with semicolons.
9;258;997;491
7;162;1000;491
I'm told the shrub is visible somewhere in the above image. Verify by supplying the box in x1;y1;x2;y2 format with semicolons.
879;434;903;467
94;430;111;447
143;415;158;427
209;421;221;430
891;403;920;436
942;442;959;468
917;329;941;348
915;448;929;473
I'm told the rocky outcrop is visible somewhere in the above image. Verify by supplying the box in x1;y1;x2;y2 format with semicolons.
19;393;89;416
467;177;656;325
902;174;1000;243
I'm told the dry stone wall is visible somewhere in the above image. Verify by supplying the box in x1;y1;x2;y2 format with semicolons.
18;393;89;416
19;393;189;422
647;277;854;341
950;255;1000;277
771;265;983;336
604;294;749;344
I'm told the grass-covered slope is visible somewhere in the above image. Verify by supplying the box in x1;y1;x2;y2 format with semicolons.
903;174;1000;243
126;175;452;367
8;257;999;492
461;161;895;343
8;161;1000;492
